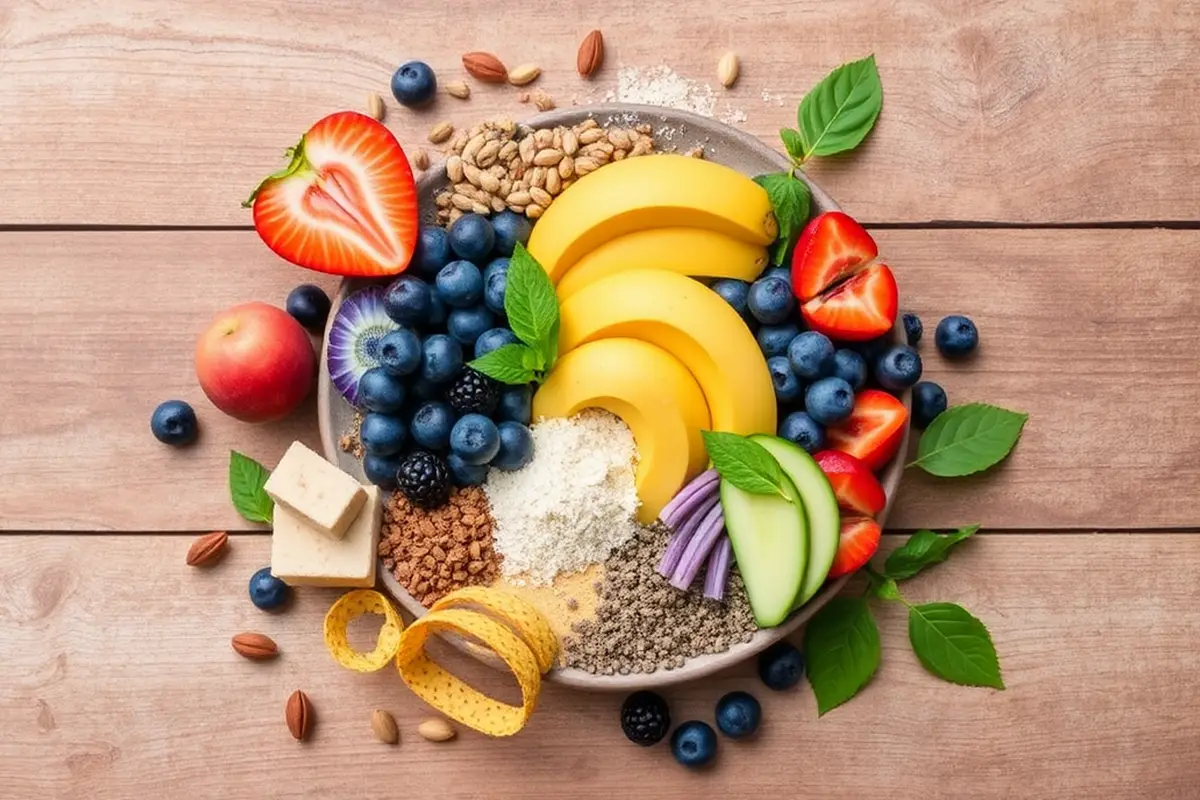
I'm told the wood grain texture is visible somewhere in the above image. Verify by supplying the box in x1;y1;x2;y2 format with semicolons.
1;0;1198;225
1;228;1196;532
2;532;1197;800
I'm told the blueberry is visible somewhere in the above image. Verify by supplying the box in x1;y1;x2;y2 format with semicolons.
447;305;496;348
762;265;791;283
787;331;836;380
420;334;463;384
436;260;484;308
410;401;456;451
383;274;432;326
805;377;855;425
495;384;533;425
492;421;534;471
363;452;404;489
832;348;867;390
490;211;532;256
378;328;423;377
413;226;453;278
483;256;510;284
767;355;804;404
448;213;495;263
778;411;825;453
285;284;332;333
756;323;801;359
748;276;795;325
902;312;923;346
424;293;447;329
411;376;444;401
475;327;520;358
358;368;407;413
390;60;436;107
248;567;290;611
483;261;509;315
360;412;408;456
150;400;198;446
670;721;717;768
449;413;501;465
854;335;894;366
714;691;762;739
912;381;948;429
875;345;923;391
757;641;805;691
447;452;490;487
711;279;751;319
935;314;979;358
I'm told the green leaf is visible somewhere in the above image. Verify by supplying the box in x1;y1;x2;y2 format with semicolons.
885;524;981;581
753;172;811;266
910;404;1028;477
468;344;538;385
908;602;1004;689
779;127;805;162
701;430;786;497
504;242;559;352
804;597;882;715
229;451;273;524
797;55;883;159
873;577;903;602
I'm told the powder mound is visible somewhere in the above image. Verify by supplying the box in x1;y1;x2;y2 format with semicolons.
485;411;639;585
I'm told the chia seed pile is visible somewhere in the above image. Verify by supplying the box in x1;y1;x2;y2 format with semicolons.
562;522;757;675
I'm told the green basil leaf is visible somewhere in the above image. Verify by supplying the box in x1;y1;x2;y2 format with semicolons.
908;602;1004;689
804;597;882;715
753;172;811;266
779;127;805;162
468;344;538;385
504;243;559;351
911;404;1028;477
885;524;981;581
229;451;273;524
797;55;883;159
701;430;786;497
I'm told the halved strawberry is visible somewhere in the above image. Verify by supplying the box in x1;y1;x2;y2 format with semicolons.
827;516;882;578
245;111;418;277
801;261;898;342
791;211;879;302
814;450;887;517
826;389;908;471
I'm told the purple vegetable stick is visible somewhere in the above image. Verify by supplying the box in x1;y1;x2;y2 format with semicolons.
659;469;719;526
703;535;733;601
670;501;726;591
662;475;721;529
656;492;721;577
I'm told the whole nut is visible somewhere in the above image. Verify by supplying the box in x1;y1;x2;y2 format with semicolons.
577;30;604;77
285;690;312;741
445;155;464;183
717;51;740;88
507;63;542;86
418;717;456;742
444;81;471;99
186;531;228;567
231;632;278;660
366;93;385;121
413;148;430;171
428;122;454;144
371;709;399;744
462;51;507;83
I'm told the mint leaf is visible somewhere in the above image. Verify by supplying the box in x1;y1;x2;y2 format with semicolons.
908;602;1004;689
468;344;537;385
753;172;811;266
804;597;881;715
779;127;805;163
229;451;273;524
701;430;786;497
873;577;903;602
910;404;1028;477
797;55;883;160
885;524;981;581
505;243;559;353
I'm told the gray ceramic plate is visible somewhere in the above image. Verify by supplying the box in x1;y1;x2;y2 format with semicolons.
318;104;910;692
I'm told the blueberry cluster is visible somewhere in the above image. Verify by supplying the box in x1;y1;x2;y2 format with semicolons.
357;211;538;507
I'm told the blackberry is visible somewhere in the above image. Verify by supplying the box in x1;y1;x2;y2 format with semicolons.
445;367;500;415
620;691;670;746
902;312;923;346
396;450;452;509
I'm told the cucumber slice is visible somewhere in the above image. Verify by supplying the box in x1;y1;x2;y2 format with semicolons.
720;474;808;628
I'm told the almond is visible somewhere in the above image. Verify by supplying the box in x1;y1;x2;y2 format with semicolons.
444;81;471;99
507;63;542;86
417;717;456;742
286;690;312;741
577;30;604;78
371;709;399;744
231;632;278;660
462;52;507;83
186;531;228;567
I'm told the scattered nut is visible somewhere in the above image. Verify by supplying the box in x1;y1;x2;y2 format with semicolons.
231;632;278;660
412;148;431;171
444;81;471;99
285;690;312;741
462;52;507;83
507;63;542;86
371;709;399;744
532;90;556;112
428;122;454;145
577;30;605;77
186;531;228;567
717;51;740;88
366;92;385;121
418;717;457;742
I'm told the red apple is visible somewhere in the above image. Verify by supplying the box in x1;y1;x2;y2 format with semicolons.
195;302;316;423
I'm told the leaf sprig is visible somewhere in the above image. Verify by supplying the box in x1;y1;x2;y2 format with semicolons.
229;450;273;524
468;242;559;385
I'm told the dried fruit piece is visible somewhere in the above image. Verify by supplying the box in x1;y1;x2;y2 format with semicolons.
507;63;542;86
445;81;471;99
371;709;400;744
186;531;228;567
286;690;313;741
418;717;457;742
231;632;279;660
717;51;740;88
462;52;507;83
577;30;604;77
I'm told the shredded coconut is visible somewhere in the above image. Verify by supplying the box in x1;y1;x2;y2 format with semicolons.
485;411;639;585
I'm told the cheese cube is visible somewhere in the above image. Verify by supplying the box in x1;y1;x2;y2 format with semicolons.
264;441;367;539
270;485;381;588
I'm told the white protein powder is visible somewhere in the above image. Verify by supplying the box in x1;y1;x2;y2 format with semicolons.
485;410;639;585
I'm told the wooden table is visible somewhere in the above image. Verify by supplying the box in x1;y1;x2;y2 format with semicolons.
3;1;1199;797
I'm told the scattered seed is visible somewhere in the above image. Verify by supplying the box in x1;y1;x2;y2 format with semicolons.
413;148;430;171
428;122;454;144
366;93;385;121
445;81;471;99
